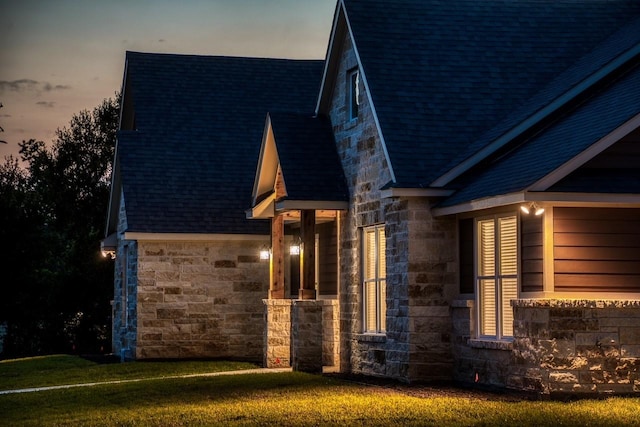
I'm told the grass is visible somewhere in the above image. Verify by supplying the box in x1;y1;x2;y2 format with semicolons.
0;354;258;390
1;355;639;426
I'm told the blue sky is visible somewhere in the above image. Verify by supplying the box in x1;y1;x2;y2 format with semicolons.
0;0;335;159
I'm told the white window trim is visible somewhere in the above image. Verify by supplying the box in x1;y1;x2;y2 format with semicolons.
348;68;360;121
474;213;519;341
362;224;386;334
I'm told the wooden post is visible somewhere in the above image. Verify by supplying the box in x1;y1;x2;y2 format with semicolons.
270;214;285;299
299;209;316;300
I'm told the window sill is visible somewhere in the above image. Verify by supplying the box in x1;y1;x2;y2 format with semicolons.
356;333;386;343
468;338;513;351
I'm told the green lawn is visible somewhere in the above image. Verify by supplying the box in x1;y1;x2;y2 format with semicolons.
1;355;639;426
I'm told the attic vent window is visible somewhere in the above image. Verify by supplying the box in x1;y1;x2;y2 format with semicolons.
348;68;360;120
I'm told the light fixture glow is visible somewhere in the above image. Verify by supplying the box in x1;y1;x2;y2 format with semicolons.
259;248;271;260
521;202;544;216
289;244;300;256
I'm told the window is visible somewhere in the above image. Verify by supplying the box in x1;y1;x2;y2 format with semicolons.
363;225;386;333
476;215;518;339
348;68;359;120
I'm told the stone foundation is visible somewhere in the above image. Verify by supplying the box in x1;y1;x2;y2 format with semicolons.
452;298;640;395
264;299;339;371
511;299;640;395
264;299;292;368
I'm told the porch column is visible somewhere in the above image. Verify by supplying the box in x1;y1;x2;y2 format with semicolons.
270;214;285;299
299;209;316;300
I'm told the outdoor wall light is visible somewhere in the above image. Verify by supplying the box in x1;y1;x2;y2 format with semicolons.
101;249;116;259
520;202;544;216
289;243;300;256
259;248;271;260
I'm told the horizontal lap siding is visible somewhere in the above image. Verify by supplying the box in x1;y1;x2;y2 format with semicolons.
521;214;543;292
554;207;640;292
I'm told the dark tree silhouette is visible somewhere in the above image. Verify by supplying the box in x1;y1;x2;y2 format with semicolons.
0;102;7;144
0;94;119;358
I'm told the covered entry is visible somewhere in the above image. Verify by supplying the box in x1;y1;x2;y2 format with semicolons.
247;112;348;372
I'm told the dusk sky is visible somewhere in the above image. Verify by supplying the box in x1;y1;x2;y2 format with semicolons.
0;0;336;160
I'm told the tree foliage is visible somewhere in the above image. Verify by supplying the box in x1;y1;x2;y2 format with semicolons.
0;94;119;358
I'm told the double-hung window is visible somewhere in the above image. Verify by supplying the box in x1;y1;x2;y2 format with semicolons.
476;215;518;340
363;225;386;333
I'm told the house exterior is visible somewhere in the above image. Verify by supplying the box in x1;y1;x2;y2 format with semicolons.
103;52;324;360
105;0;640;395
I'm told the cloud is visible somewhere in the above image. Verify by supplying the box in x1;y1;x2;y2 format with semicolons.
0;79;39;92
0;79;71;93
36;101;56;108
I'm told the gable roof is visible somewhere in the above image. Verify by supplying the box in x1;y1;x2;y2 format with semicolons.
322;0;640;188
435;60;640;213
108;52;324;235
268;112;348;203
248;112;348;218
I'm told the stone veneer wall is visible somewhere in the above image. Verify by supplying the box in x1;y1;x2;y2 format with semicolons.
399;197;456;381
326;29;457;382
452;299;640;395
134;239;269;360
264;299;339;370
327;29;393;378
511;299;640;395
264;299;292;368
112;190;138;360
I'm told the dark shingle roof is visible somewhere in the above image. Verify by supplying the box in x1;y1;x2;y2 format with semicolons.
119;52;323;234
438;61;640;207
343;0;640;187
269;113;348;202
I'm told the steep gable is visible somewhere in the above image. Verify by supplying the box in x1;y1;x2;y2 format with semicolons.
110;52;324;235
330;0;640;188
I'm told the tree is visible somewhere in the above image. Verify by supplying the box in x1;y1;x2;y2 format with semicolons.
0;102;7;144
0;94;119;358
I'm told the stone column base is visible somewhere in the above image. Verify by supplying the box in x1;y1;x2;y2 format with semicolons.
263;299;293;368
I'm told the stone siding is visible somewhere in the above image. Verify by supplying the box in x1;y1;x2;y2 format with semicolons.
327;29;393;378
112;191;138;360
402;198;456;381
264;299;292;368
452;299;640;395
511;299;640;395
134;239;269;360
327;28;457;382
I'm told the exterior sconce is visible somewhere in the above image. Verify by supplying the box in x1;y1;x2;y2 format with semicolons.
259;248;271;260
289;236;301;256
521;202;544;216
101;249;116;259
289;243;300;256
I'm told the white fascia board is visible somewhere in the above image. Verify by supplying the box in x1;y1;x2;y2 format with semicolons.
251;114;277;205
432;43;640;188
246;193;276;219
105;60;130;237
380;187;454;199
526;192;640;205
275;200;349;211
315;0;344;115
433;191;640;216
529;112;640;191
432;192;527;216
342;7;396;184
123;233;269;242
